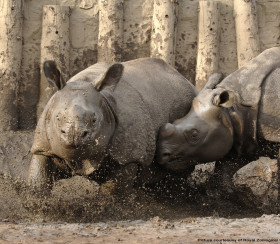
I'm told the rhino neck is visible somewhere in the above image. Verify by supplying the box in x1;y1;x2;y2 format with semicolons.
228;98;258;156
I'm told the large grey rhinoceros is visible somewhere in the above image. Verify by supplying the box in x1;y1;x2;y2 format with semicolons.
157;47;280;170
28;58;197;191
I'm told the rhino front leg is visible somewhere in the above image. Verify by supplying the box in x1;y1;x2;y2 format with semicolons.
27;154;53;194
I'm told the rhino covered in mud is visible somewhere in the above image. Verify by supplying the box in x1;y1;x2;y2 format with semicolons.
157;47;280;170
28;58;197;191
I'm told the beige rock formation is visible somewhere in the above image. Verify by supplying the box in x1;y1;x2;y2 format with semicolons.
233;157;279;213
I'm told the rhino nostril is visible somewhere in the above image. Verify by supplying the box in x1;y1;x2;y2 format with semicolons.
82;131;88;138
61;129;66;134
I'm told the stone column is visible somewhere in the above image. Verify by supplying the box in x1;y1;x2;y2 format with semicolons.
0;0;23;131
195;1;220;91
97;0;124;63
234;0;260;68
37;5;70;119
150;0;178;66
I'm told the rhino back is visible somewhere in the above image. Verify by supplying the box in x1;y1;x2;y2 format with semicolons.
258;68;280;142
110;58;196;165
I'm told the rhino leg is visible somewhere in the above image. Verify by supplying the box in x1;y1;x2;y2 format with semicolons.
27;154;53;194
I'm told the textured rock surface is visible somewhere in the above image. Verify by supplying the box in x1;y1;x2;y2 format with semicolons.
188;162;215;187
233;157;279;212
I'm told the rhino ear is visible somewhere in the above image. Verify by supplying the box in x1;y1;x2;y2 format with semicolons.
212;90;235;108
43;60;66;90
95;63;124;91
203;72;224;90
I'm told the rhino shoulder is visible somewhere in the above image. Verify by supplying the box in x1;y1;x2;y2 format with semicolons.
109;87;156;166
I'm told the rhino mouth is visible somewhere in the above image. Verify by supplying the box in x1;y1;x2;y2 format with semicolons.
64;144;93;151
63;144;80;150
67;159;101;175
167;155;184;164
53;157;101;176
163;156;198;171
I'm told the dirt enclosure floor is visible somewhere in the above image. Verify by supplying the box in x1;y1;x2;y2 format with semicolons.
0;215;279;244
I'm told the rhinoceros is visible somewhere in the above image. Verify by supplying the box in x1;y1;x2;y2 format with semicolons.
28;58;197;191
157;47;280;170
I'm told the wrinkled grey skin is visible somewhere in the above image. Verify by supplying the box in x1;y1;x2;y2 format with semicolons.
157;47;280;170
28;58;197;191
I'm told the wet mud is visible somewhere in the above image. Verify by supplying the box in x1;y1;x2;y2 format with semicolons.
0;131;279;242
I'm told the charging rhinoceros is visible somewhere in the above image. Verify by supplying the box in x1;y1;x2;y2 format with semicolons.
28;58;197;191
157;47;280;170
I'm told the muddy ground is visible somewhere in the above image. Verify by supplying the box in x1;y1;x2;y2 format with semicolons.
0;174;279;244
0;215;279;244
0;131;279;243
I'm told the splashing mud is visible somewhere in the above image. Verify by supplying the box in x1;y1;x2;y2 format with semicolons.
0;169;264;224
0;131;279;242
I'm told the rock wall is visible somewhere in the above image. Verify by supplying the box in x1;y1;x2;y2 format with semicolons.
1;0;279;130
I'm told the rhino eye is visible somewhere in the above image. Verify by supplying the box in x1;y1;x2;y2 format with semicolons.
184;129;200;145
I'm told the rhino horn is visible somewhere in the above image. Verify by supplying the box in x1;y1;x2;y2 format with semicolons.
43;60;66;90
160;123;175;138
94;63;124;91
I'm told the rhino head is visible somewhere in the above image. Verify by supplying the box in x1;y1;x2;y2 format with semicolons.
32;61;124;174
157;47;280;171
157;73;239;170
